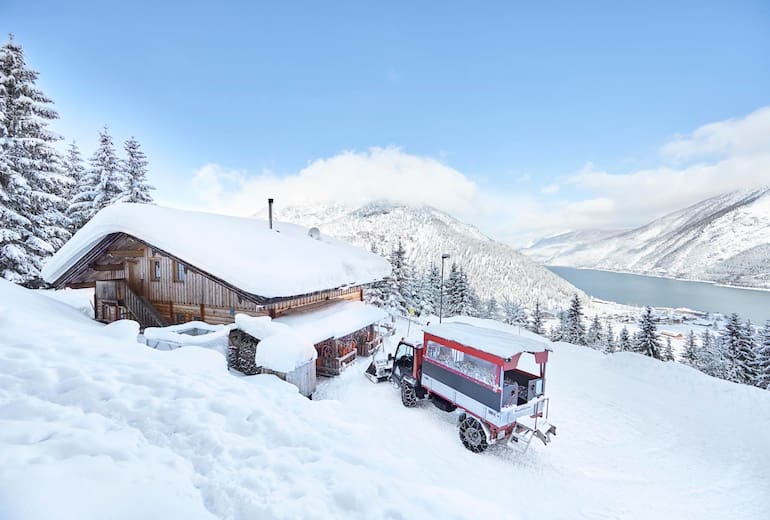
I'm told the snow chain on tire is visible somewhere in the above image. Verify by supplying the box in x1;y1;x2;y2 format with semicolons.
458;417;489;453
401;383;418;408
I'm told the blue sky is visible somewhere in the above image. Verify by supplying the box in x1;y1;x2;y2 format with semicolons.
3;1;770;243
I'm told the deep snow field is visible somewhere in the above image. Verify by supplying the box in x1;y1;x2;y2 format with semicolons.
2;279;770;519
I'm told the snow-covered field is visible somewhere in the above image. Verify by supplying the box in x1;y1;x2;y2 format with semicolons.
2;280;770;519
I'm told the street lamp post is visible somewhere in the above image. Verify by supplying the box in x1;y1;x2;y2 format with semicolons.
439;253;450;323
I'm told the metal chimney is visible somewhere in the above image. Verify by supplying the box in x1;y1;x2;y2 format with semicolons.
268;198;274;229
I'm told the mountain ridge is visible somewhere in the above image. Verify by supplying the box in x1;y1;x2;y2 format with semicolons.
522;187;770;288
270;200;586;310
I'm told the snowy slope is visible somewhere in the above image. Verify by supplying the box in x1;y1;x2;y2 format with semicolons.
273;201;585;309
523;187;770;288
3;281;770;519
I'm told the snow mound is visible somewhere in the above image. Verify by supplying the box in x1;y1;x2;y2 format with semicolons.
144;321;234;356
100;319;140;342
41;203;391;298
235;314;317;372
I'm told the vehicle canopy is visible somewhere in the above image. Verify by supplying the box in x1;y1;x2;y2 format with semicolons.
423;319;550;368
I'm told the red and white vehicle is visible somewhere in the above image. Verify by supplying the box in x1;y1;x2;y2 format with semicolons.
388;320;557;453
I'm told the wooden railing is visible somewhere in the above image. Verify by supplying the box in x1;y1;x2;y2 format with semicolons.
122;282;167;328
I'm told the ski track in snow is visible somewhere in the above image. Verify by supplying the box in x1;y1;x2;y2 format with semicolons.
1;282;770;519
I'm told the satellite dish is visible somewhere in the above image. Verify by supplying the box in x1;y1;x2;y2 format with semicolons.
308;227;321;240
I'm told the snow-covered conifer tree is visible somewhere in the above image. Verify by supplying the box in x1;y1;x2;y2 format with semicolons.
604;320;616;353
635;306;662;359
502;297;527;327
453;267;480;317
618;326;632;352
720;314;757;384
549;311;566;342
662;337;674;361
682;330;699;368
484;296;501;321
529;301;545;335
563;294;586;346
119;137;154;203
698;329;726;379
89;127;124;210
384;240;411;315
0;35;69;283
425;264;442;316
586;315;603;349
754;321;770;390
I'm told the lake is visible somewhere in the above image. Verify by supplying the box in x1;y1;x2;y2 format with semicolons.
548;266;770;324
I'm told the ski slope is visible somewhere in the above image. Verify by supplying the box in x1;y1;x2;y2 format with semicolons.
1;280;769;519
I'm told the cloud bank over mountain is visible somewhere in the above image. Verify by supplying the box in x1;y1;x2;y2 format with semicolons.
180;106;770;246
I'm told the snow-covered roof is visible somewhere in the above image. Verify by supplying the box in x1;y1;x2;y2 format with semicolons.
41;203;391;299
274;300;387;344
424;318;549;359
234;314;318;372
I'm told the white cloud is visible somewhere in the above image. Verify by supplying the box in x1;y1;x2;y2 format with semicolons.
541;183;560;195
661;106;770;163
183;106;770;248
190;147;481;220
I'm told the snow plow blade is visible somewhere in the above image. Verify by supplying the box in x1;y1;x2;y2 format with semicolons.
364;357;392;383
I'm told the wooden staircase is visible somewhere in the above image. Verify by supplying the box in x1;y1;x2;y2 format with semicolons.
122;283;168;329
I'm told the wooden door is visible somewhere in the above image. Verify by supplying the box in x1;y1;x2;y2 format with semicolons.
128;261;144;296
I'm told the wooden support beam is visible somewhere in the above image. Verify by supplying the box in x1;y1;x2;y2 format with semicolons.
69;281;96;289
90;263;125;272
107;249;144;258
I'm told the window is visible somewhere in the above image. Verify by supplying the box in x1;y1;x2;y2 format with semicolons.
151;260;161;281
174;261;186;282
175;313;186;324
426;340;497;386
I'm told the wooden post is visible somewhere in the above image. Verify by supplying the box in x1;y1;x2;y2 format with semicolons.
200;303;205;322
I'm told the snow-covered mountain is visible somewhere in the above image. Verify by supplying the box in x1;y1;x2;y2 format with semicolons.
522;187;770;288
271;201;585;309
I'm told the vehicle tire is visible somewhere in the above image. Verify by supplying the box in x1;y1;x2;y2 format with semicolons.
401;383;418;408
458;417;489;453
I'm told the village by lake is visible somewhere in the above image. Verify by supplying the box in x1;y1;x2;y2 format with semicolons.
548;266;770;325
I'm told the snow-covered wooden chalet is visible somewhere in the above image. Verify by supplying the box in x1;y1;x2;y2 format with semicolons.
41;203;391;332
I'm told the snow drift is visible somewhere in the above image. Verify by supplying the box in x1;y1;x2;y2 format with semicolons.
1;279;769;519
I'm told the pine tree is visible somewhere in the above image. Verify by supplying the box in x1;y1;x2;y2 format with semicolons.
563;294;587;346
682;330;699;368
754;321;770;390
635;306;662;359
586;315;603;349
502;297;527;327
0;35;69;283
741;320;759;385
699;329;726;379
425;264;442;317
720;314;757;385
62;141;86;232
119;137;154;203
662;337;674;361
604;320;616;353
444;262;460;317
90;127;124;210
453;266;480;317
530;301;545;335
484;296;501;321
618;326;632;352
385;240;411;315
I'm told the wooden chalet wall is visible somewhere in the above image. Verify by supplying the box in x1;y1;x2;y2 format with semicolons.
68;233;365;327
